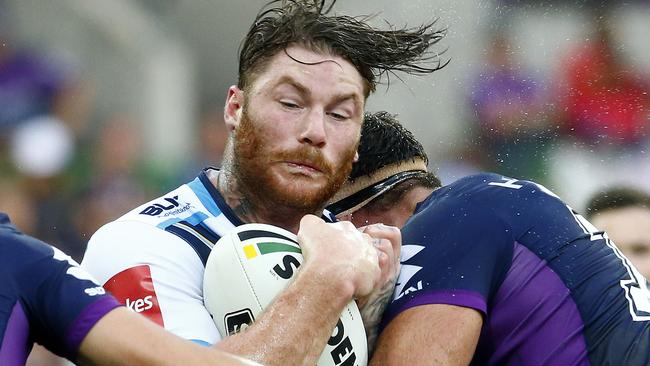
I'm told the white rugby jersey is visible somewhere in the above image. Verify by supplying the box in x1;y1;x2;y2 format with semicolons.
82;168;335;345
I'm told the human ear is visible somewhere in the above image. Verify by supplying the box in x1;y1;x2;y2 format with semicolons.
224;85;244;132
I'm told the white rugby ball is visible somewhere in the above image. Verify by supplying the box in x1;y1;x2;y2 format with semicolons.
203;223;368;366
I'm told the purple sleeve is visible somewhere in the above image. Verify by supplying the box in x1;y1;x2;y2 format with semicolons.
17;245;121;361
64;296;121;357
381;202;514;328
399;289;487;315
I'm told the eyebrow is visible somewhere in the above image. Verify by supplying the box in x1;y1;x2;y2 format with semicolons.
332;92;362;108
274;75;362;109
275;75;309;96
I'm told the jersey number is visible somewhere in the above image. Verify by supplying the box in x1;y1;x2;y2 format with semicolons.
491;177;650;321
573;212;650;321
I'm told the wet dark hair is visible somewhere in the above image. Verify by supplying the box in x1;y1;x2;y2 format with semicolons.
325;111;440;215
357;111;441;211
585;187;650;219
351;111;431;180
238;0;448;96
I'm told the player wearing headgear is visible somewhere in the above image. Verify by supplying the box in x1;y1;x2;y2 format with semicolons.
81;1;446;365
328;111;650;365
0;212;259;366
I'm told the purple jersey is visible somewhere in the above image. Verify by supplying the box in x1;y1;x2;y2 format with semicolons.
383;173;650;365
0;213;120;365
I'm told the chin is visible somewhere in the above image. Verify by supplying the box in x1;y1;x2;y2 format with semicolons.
277;170;325;187
272;178;331;209
284;182;325;200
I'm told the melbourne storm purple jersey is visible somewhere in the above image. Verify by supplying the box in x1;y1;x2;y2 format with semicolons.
0;213;120;365
383;173;650;365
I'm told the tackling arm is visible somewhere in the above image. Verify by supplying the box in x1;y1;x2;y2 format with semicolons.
77;307;259;366
370;304;482;366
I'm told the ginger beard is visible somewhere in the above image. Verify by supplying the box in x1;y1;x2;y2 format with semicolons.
233;106;357;213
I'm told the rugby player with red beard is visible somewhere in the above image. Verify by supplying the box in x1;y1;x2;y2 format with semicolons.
81;1;446;365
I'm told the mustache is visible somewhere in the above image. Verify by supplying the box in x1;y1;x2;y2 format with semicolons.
274;147;334;174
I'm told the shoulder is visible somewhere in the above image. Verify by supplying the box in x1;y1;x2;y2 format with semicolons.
405;173;518;250
437;172;527;196
0;233;53;304
0;224;113;313
83;181;212;274
113;183;198;226
413;173;512;224
83;220;204;285
404;174;518;258
432;173;563;208
1;224;55;273
112;176;238;234
82;218;219;343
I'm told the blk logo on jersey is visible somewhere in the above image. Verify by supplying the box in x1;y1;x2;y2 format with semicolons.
104;265;165;326
139;195;191;217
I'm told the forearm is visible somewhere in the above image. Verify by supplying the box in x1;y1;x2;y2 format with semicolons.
78;308;255;366
370;305;482;366
359;274;397;355
216;265;354;366
357;224;402;355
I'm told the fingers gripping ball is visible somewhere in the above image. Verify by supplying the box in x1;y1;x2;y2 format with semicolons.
203;223;368;366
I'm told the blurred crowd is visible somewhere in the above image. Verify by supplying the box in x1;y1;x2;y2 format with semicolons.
0;27;228;262
0;3;648;264
461;6;650;204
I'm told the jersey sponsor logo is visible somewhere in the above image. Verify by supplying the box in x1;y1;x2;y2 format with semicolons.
139;195;192;217
393;245;425;301
104;265;165;326
84;286;106;296
395;280;423;301
126;295;154;313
